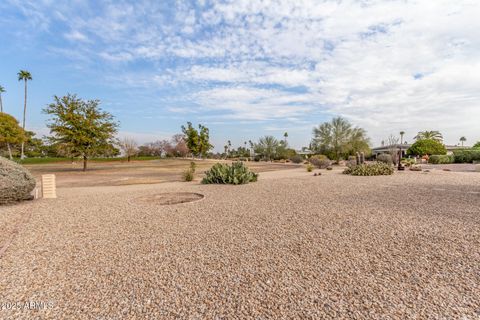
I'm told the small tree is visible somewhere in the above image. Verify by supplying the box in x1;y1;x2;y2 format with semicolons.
473;141;480;149
459;136;466;147
119;138;138;162
0;113;25;159
181;122;213;158
44;94;118;171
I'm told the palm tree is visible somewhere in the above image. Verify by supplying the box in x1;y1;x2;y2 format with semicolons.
0;85;5;113
414;130;443;142
256;136;279;161
283;132;288;145
18;70;32;159
460;136;466;147
400;131;405;144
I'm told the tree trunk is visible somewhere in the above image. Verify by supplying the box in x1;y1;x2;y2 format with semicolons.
0;93;3;113
83;155;87;171
20;80;27;159
7;143;12;159
127;155;130;162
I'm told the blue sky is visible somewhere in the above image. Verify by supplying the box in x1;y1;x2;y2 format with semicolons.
1;0;479;150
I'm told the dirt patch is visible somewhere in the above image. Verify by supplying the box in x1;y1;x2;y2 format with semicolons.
136;192;204;205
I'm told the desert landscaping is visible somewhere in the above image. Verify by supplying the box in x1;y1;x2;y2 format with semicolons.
1;163;480;319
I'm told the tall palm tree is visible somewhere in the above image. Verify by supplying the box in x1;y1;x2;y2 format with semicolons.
0;85;5;113
283;132;288;145
460;136;466;147
414;130;443;142
18;70;32;159
400;131;405;144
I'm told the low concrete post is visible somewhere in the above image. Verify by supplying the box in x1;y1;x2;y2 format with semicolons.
42;174;57;199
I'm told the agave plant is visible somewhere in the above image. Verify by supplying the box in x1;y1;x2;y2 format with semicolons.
202;162;258;185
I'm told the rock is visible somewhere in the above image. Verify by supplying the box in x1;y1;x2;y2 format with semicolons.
326;166;333;170
0;156;36;204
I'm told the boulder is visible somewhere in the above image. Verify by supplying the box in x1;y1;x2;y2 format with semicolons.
0;156;36;204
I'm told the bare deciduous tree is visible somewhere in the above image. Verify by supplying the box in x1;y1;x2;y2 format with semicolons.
119;138;138;162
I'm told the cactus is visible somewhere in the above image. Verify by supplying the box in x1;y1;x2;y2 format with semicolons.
202;162;258;185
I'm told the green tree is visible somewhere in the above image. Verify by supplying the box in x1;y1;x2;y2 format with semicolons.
312;117;370;162
17;70;32;159
255;136;279;161
181;122;212;158
0;113;25;159
407;139;447;156
459;136;466;147
414;130;443;142
473;141;480;149
0;85;5;113
283;132;288;145
43;94;118;171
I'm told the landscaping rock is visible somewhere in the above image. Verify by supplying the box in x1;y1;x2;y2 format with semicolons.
0;156;36;204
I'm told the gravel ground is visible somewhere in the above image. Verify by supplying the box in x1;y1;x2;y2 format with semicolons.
0;168;479;319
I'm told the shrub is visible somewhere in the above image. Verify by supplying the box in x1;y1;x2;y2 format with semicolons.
306;163;314;172
202;162;258;185
182;169;194;181
429;155;454;164
309;155;331;169
407;139;447;156
377;153;393;165
290;155;303;164
343;162;394;176
473;141;480;149
453;149;480;163
401;158;416;167
189;161;196;173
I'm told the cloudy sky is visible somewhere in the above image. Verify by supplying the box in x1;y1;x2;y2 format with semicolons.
1;0;479;150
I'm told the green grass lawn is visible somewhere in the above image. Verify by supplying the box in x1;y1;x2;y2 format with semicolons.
14;156;159;165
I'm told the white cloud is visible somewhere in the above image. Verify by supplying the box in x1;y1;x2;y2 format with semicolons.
6;0;480;146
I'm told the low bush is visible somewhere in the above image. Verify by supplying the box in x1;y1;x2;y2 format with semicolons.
202;162;258;185
429;155;454;164
189;161;196;173
453;149;480;163
343;162;394;176
182;169;194;181
306;163;314;172
401;158;416;167
309;155;331;169
377;153;393;165
290;155;303;164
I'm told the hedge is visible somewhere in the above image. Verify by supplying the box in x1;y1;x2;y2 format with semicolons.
429;155;454;164
453;149;480;163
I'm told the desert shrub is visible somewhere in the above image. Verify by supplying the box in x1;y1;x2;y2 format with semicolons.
309;155;331;168
407;139;447;156
306;163;314;172
429;155;454;164
473;141;480;149
290;155;303;164
343;162;394;176
401;158;416;167
377;153;393;165
346;155;357;168
182;169;194;181
202;162;258;185
453;149;480;163
410;166;422;171
189;161;196;173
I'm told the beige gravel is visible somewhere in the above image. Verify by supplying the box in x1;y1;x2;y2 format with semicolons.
0;168;479;319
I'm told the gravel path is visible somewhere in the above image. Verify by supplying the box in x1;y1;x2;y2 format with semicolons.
1;169;479;319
